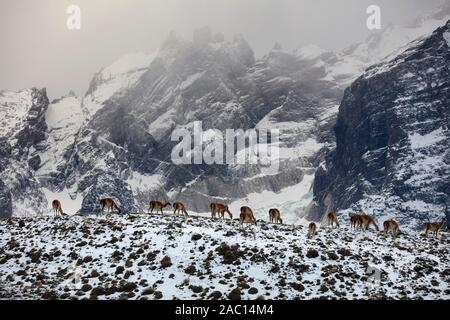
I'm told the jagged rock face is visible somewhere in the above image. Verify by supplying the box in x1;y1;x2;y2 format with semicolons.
0;88;49;216
0;180;12;217
66;32;338;214
307;21;450;229
1;9;449;218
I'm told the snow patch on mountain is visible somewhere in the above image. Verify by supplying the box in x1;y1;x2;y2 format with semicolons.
82;52;156;117
229;174;314;224
38;93;83;176
102;52;155;78
295;44;329;60
409;128;446;149
41;187;83;216
0;89;34;142
444;30;450;46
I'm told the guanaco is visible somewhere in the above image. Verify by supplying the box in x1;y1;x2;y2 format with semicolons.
360;214;379;231
326;212;339;228
52;200;64;216
425;218;446;237
383;219;400;239
173;202;188;216
350;214;363;231
307;222;317;239
268;208;283;224
99;198;122;214
210;202;232;219
148;201;171;215
239;206;257;227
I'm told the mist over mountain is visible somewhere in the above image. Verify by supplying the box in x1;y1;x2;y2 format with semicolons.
0;6;449;229
306;21;450;228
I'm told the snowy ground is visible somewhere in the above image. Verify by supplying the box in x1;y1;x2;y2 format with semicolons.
0;213;449;300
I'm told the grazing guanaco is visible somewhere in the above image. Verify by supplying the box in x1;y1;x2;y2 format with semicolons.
383;219;400;239
307;222;317;239
350;214;363;231
173;202;188;216
268;208;283;224
148;201;171;215
239;206;257;227
360;214;379;231
210;202;233;219
52;200;64;216
425;218;446;237
326;212;339;228
99;198;122;214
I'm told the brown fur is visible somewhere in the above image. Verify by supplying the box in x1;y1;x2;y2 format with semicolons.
383;219;399;239
210;202;232;219
326;212;339;228
52;200;64;216
425;218;446;237
350;214;363;231
173;202;188;216
307;222;317;239
360;214;379;231
239;206;257;227
148;201;171;215
268;208;283;224
99;198;122;214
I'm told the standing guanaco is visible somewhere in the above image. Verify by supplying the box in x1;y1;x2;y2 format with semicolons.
326;212;339;228
173;202;188;216
99;198;122;214
350;214;363;231
268;208;283;224
210;202;233;220
424;218;446;237
239;206;257;227
360;214;379;231
307;222;317;239
383;219;400;239
148;201;171;215
52;200;64;216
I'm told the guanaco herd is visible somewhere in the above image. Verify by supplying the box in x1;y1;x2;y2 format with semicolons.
50;198;447;238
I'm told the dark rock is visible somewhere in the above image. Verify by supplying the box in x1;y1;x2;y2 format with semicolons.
191;233;202;241
228;288;241;300
306;249;319;259
160;256;172;268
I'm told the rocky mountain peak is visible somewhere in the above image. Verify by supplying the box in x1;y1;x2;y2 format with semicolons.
306;20;450;229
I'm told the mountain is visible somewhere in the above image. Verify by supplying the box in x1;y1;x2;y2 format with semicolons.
1;214;449;299
0;88;49;217
63;30;339;217
305;21;450;229
0;5;449;222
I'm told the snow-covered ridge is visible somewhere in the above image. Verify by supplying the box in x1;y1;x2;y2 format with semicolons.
0;214;448;300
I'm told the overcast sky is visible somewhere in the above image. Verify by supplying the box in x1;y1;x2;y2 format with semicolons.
0;0;445;98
